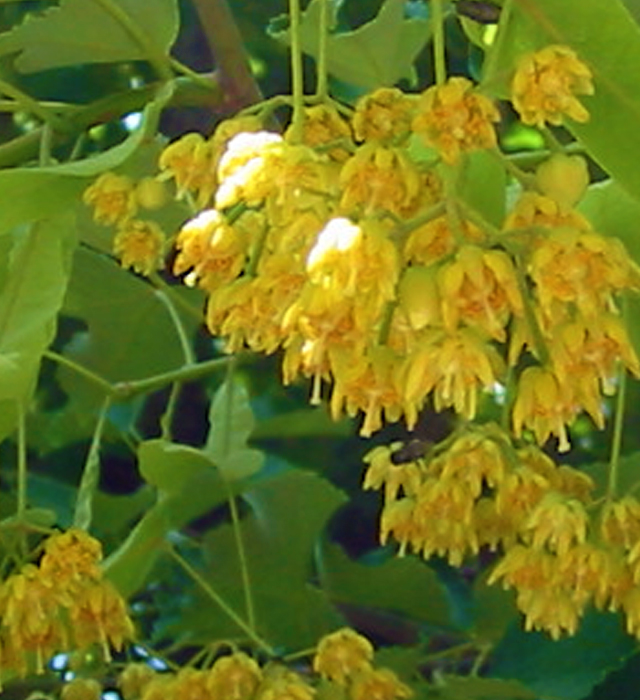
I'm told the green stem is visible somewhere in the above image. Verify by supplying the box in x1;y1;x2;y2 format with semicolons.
315;0;329;100
221;361;256;630
0;77;67;131
608;364;628;501
431;0;447;85
91;0;173;80
44;350;114;394
167;546;275;656
154;286;196;365
288;0;305;141
169;57;219;91
490;147;536;190
16;401;27;521
39;123;53;167
74;396;112;530
160;382;181;441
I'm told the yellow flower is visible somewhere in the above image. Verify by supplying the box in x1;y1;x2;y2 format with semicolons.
473;498;517;551
119;663;157;700
495;466;551;532
207;652;263;700
286;104;353;161
40;528;103;587
525;493;589;557
158;132;214;201
362;443;423;503
437;245;523;341
352;87;417;143
412;77;499;164
511;45;594;127
489;544;554;591
517;587;583;639
339;143;424;218
403;213;483;267
113;220;166;276
600;497;640;549
512;366;576;452
257;673;315;700
61;678;102;700
350;667;413;700
380;497;417;554
503;192;592;233
174;209;248;292
313;628;374;684
83;172;137;226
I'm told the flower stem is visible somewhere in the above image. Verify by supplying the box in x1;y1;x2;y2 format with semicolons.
167;545;275;656
431;0;447;85
315;0;329;100
288;0;305;141
608;363;628;500
44;350;114;395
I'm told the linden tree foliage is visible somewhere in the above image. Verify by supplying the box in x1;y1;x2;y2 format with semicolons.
2;1;640;700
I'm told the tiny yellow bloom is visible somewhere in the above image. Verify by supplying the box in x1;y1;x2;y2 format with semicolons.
113;219;166;276
83;172;137;226
352;87;417;143
313;628;374;685
207;653;263;700
350;667;413;700
512;45;594;127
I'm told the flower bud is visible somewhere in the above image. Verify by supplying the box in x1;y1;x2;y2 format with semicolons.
535;153;589;209
135;177;168;210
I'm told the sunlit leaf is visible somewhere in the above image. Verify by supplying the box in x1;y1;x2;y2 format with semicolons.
0;0;179;72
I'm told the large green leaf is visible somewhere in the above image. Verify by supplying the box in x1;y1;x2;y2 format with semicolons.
481;0;640;201
175;470;346;650
317;543;455;631
489;611;636;700
270;0;431;90
0;213;77;403
0;0;179;72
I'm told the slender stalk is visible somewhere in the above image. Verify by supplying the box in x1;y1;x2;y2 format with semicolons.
431;0;447;85
39;123;53;167
0;77;67;130
154;287;196;366
169;57;219;91
221;361;256;630
608;364;627;501
490;147;536;189
16;401;27;521
288;0;305;141
74;396;112;530
167;546;275;656
91;0;173;80
160;381;181;441
315;0;329;100
44;350;114;395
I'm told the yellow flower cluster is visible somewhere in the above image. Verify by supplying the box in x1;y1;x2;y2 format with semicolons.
364;424;640;640
83;172;167;275
0;529;134;677
118;629;410;700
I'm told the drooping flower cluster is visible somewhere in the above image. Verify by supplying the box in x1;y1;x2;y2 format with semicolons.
0;529;134;677
363;423;640;640
117;628;411;700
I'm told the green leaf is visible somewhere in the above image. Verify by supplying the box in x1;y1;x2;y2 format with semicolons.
0;85;173;236
434;675;537;700
204;378;264;481
488;610;636;700
471;573;518;645
176;470;347;649
104;439;231;596
270;0;431;90
317;543;455;630
0;0;179;72
252;406;352;440
459;150;507;228
0;213;77;403
481;0;640;201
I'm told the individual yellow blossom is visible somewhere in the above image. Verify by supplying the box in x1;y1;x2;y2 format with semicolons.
0;564;65;674
397;266;442;331
403;214;484;267
329;346;414;437
511;45;594;127
163;668;209;700
379;497;417;555
517;586;583;639
350;667;413;700
173;209;248;292
68;578;135;658
139;675;175;700
362;443;423;503
286;104;353;161
113;220;166;276
352;87;417;143
488;544;554;591
257;673;315;700
557;542;613;609
495;466;551;532
40;528;102;586
551;465;595;503
61;678;102;700
83;172;137;226
503;192;591;233
525;493;589;557
207;652;263;700
402;328;504;420
600;497;640;549
437;245;523;341
158;132;214;201
622;587;640;638
339;143;424;217
313;629;374;684
473;497;517;551
512;366;576;452
412;77;499;164
119;663;157;700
